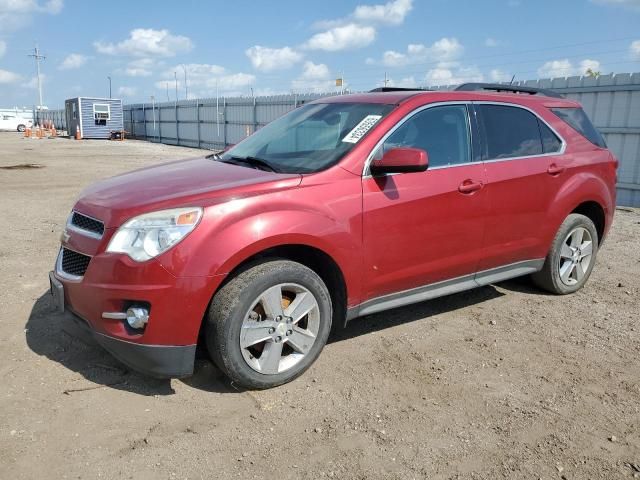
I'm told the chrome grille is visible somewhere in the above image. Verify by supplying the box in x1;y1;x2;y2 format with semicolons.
70;212;104;237
60;248;91;277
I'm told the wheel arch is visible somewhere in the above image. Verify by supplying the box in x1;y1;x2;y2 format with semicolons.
547;171;614;248
227;243;347;324
198;241;350;347
570;200;606;245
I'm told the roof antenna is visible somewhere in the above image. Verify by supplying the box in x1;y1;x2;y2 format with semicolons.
509;74;516;85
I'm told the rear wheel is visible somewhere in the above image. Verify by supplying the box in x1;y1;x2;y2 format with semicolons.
17;124;26;132
532;213;598;294
206;260;332;389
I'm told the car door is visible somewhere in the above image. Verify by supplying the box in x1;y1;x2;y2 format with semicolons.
474;102;565;272
0;115;11;130
361;103;488;303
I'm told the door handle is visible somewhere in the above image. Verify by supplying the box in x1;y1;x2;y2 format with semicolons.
458;179;483;194
547;163;565;176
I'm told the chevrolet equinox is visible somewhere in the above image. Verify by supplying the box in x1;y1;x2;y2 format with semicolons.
50;83;617;389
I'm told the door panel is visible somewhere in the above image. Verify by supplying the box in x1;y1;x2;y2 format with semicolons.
475;103;566;271
361;103;487;301
362;165;487;300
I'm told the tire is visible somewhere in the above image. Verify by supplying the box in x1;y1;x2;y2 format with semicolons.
206;259;332;389
17;124;26;133
531;213;599;294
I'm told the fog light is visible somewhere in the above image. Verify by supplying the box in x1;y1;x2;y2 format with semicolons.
126;307;149;329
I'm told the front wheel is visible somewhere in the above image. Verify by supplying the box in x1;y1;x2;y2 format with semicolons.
17;124;26;132
206;260;332;389
531;213;599;294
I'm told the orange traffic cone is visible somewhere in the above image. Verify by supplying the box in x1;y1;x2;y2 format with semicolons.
50;125;57;138
24;127;31;138
75;125;81;140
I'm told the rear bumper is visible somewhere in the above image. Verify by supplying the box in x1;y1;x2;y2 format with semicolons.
67;308;196;378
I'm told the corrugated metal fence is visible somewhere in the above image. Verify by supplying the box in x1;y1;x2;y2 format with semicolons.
37;72;640;206
122;94;325;150
34;108;67;131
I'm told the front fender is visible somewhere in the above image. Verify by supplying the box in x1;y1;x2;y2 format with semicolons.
158;173;364;306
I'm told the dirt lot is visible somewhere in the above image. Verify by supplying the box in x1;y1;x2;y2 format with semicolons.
0;132;638;479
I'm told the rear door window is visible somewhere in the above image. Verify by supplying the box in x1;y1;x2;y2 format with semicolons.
539;120;562;153
550;107;606;148
477;104;543;159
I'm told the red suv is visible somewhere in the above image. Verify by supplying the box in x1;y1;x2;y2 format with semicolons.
49;83;617;389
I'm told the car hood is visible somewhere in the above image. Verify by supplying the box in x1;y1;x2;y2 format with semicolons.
73;157;302;228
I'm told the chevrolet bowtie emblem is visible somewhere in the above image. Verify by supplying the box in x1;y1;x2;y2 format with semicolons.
61;229;71;243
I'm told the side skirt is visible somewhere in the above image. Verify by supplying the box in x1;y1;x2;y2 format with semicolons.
345;259;544;322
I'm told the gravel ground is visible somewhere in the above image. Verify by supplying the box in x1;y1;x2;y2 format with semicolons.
0;132;639;479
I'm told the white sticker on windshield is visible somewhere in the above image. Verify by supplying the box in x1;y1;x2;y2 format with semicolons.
341;115;382;144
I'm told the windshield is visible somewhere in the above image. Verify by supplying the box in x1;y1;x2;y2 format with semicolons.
220;102;394;173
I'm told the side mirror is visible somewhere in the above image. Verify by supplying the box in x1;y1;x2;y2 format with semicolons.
369;147;429;175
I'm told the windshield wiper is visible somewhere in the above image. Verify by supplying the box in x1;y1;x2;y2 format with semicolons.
223;155;281;173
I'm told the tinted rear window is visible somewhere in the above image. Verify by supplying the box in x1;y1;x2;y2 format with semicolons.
478;105;543;159
550;107;606;148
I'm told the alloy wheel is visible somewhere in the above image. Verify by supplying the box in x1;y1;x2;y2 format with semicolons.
558;226;593;286
240;283;320;375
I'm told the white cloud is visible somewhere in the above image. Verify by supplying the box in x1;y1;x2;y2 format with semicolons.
537;58;602;78
590;0;640;10
580;59;601;73
484;38;499;47
631;40;640;59
0;0;62;32
94;28;193;57
371;37;463;67
424;65;483;86
300;60;330;80
0;40;5;57
377;75;419;88
353;0;413;25
156;64;255;97
117;86;137;97
0;68;21;84
489;69;511;82
124;67;152;77
315;0;413;28
122;58;158;77
245;45;303;72
304;23;376;51
58;53;88;70
291;61;335;93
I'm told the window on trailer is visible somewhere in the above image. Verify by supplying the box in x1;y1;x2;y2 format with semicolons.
93;104;110;126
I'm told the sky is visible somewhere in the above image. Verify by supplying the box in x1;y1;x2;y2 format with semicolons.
0;0;639;108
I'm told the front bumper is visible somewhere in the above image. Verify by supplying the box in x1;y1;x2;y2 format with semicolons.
52;271;197;378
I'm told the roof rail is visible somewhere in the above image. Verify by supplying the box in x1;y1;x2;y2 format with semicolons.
454;82;563;99
368;87;431;93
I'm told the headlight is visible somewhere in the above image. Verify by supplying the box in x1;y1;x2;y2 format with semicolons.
106;207;203;262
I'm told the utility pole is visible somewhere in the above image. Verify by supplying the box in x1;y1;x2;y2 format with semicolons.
28;44;46;109
107;76;112;98
166;82;170;102
383;72;389;87
180;64;188;99
174;71;178;102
